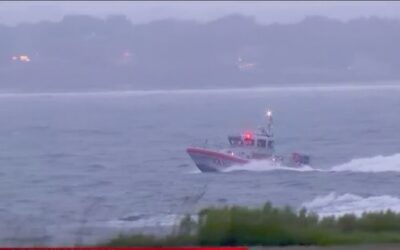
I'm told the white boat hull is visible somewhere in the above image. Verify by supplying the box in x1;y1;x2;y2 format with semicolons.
186;147;249;172
187;147;310;172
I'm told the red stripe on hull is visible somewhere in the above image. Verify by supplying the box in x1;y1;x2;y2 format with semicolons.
186;147;249;164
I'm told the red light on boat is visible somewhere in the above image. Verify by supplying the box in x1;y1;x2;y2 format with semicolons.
243;131;252;140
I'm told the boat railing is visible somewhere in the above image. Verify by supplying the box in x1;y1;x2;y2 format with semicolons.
190;139;225;150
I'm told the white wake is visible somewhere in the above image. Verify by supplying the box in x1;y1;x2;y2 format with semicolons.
222;153;400;173
330;154;400;173
302;192;400;217
223;160;315;172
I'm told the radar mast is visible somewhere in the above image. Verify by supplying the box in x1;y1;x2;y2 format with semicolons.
266;108;273;137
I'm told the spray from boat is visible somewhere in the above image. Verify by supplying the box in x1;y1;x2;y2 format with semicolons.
217;153;400;173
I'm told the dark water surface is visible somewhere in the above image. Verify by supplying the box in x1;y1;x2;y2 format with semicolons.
1;85;400;245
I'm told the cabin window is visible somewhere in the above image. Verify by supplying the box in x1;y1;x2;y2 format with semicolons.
257;139;266;148
244;138;255;146
229;137;243;146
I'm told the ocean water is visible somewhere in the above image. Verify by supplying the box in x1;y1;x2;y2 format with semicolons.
1;84;400;245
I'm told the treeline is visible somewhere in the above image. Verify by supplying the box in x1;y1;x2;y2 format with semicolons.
1;15;400;91
100;202;400;246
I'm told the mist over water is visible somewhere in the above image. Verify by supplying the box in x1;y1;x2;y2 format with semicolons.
0;84;400;245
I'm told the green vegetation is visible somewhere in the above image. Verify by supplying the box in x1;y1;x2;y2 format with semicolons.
99;202;400;247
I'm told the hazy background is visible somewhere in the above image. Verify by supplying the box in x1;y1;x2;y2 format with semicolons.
1;1;400;92
2;1;400;26
2;2;400;246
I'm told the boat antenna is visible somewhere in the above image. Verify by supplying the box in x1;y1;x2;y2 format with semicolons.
266;108;273;137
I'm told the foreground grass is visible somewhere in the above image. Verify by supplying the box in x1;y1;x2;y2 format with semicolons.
99;202;400;246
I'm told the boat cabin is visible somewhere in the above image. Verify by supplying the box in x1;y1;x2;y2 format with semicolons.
228;130;274;151
226;109;275;157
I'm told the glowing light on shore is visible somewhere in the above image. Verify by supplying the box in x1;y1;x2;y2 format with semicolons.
11;55;31;63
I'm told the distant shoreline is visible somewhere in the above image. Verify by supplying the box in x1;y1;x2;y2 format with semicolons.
0;81;400;98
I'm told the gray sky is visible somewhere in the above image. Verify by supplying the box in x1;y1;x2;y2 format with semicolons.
1;1;400;26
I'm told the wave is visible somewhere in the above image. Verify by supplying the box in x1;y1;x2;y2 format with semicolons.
221;153;400;173
187;169;202;174
0;83;400;98
105;193;400;228
223;160;314;173
301;192;400;217
106;214;184;228
330;154;400;173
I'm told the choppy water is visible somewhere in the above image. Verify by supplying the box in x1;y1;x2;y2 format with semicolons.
1;84;400;246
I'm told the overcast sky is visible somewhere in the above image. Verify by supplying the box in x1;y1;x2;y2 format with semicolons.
1;1;400;26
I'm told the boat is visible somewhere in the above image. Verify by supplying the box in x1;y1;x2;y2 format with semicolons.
186;108;310;172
